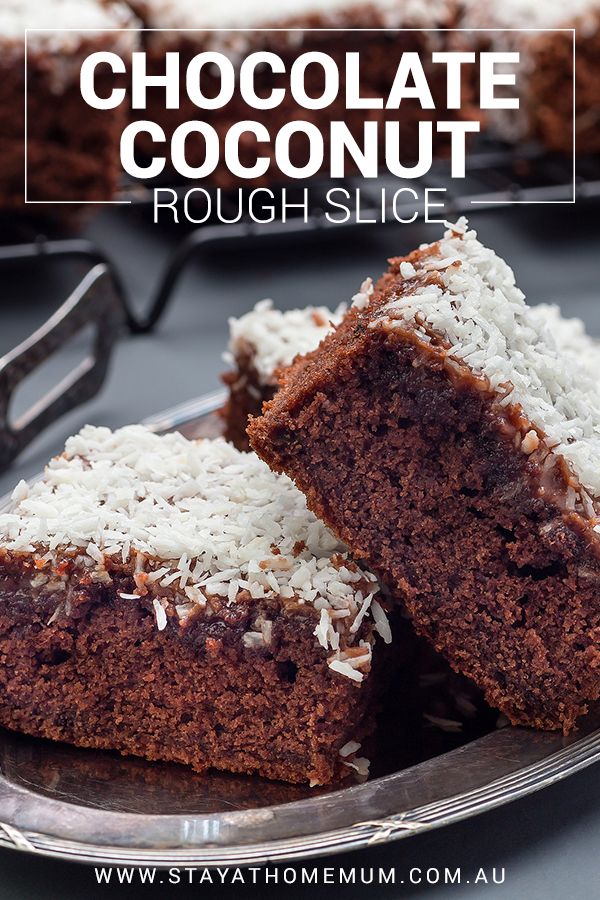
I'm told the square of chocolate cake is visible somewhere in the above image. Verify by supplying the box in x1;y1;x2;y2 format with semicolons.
222;299;345;450
0;425;394;785
0;0;138;211
250;218;600;733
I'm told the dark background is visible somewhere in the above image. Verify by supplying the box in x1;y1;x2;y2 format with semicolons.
0;202;598;896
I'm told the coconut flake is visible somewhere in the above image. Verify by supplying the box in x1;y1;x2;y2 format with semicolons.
242;631;266;649
314;608;331;649
400;261;417;279
342;755;370;778
10;480;29;503
152;598;167;631
328;659;364;682
339;740;361;758
423;713;463;733
371;599;392;644
352;277;374;310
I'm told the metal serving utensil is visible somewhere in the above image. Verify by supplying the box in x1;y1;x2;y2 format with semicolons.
0;265;122;470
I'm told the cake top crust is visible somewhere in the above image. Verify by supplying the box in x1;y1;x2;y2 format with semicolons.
131;0;449;29
366;218;600;508
0;426;389;674
227;299;345;383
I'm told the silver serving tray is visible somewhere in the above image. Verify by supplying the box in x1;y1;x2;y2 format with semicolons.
0;390;599;867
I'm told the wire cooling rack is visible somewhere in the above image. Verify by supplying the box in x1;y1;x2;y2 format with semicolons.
0;140;598;467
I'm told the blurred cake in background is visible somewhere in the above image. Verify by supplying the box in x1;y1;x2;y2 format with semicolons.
0;0;139;213
126;0;468;188
221;299;345;450
460;0;600;155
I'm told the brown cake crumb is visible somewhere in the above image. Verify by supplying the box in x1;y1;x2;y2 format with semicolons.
0;2;138;213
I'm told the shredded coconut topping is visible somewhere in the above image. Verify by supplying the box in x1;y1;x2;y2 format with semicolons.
0;426;387;677
227;299;344;384
530;304;600;381
461;0;600;30
130;0;446;29
371;218;600;507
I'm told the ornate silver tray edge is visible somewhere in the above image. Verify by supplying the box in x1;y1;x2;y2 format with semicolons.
1;723;599;867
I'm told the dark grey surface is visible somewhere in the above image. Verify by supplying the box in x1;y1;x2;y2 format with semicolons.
0;202;599;896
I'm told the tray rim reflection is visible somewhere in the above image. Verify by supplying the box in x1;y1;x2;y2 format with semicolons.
0;390;598;867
